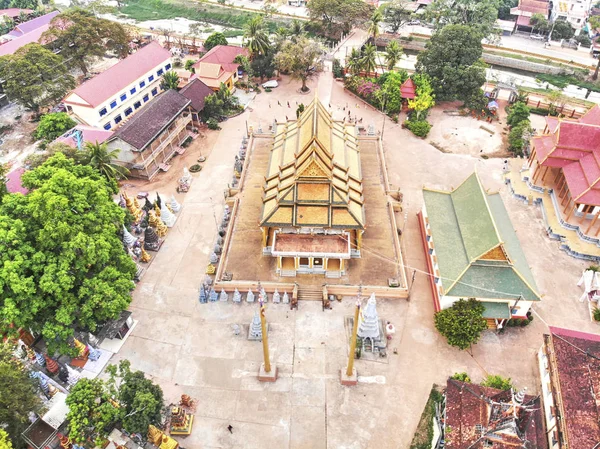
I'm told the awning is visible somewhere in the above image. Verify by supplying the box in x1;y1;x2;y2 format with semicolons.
481;301;511;319
516;15;532;27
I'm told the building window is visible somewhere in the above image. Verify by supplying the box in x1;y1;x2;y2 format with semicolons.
134;101;141;109
124;107;133;116
115;114;122;124
157;69;164;76
140;80;146;88
149;75;154;82
165;63;171;70
120;93;127;101
130;87;136;95
110;100;117;109
151;88;158;96
103;122;111;130
99;107;107;117
143;94;149;102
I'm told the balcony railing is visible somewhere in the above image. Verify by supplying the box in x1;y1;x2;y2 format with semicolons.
133;116;191;169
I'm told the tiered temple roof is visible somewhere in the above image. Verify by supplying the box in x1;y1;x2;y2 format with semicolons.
260;97;365;229
532;105;600;206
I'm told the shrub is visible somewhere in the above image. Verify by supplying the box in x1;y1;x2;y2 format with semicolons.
207;118;220;130
406;119;431;138
265;87;272;92
576;33;592;47
451;372;471;383
508;120;532;156
481;374;512;391
593;307;600;322
507;101;530;127
332;58;343;78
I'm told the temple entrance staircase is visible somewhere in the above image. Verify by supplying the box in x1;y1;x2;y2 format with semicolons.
297;285;323;301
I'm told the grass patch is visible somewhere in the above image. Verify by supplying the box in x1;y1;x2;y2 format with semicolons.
410;385;444;449
536;73;600;92
120;0;287;32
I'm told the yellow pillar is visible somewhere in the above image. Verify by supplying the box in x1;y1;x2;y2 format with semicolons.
323;258;328;271
277;257;282;270
340;259;344;272
356;230;363;251
294;257;299;270
260;302;271;373
346;300;361;377
261;227;268;248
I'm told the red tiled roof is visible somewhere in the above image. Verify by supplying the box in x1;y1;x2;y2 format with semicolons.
179;78;213;112
0;26;48;56
532;106;600;205
7;10;58;38
444;379;547;449
193;45;248;74
516;0;549;15
0;8;33;18
516;15;531;26
55;125;113;148
400;78;416;99
6;167;28;194
546;327;600;448
66;42;172;108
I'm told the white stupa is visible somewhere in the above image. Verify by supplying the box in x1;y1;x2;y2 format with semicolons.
160;203;177;227
357;293;380;340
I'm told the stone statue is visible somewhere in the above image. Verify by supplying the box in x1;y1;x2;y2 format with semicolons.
199;284;208;303
209;252;219;264
282;291;290;304
272;289;280;303
170;195;181;213
214;243;222;255
154;203;161;218
144;226;163;251
209;288;218;302
233;288;242;303
66;365;81;387
249;311;262;339
246;289;255;303
358;293;380;340
122;225;137;247
45;355;59;374
219;289;228;302
148;210;168;237
35;352;45;366
134;263;145;281
123;192;143;222
160;203;176;228
140;247;152;263
87;345;101;362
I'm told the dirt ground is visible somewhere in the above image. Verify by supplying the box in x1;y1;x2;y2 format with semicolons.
0;104;38;168
109;72;598;449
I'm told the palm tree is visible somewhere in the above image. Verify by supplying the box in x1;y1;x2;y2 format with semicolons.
346;47;363;75
84;141;129;181
244;16;271;58
290;19;304;41
385;40;403;71
234;54;252;92
361;44;378;77
367;10;382;42
160;71;180;90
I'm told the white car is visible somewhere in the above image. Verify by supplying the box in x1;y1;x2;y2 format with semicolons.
262;80;279;88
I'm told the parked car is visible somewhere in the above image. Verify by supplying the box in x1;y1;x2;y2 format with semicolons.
529;34;545;40
407;20;420;25
262;80;279;88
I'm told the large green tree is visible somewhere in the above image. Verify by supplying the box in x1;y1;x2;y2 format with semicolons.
307;0;373;36
243;16;270;58
0;344;41;449
0;154;136;355
425;0;499;39
35;112;77;143
41;9;130;76
416;24;486;102
275;37;323;92
382;0;412;34
498;0;518;20
385;40;403;71
203;32;228;51
0;44;76;113
159;71;180;90
434;298;487;351
106;360;164;435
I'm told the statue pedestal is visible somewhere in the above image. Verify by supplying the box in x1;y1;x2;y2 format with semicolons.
340;368;358;386
258;363;278;382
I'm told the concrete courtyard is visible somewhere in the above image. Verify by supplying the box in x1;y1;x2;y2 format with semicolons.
112;73;599;449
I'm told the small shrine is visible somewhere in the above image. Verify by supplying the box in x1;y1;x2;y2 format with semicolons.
346;293;387;358
169;406;194;436
248;311;263;340
400;78;416;100
148;425;179;449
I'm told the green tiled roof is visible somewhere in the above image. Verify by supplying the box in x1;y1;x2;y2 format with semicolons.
481;301;511;319
423;173;540;302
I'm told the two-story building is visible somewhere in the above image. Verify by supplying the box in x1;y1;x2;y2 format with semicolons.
538;327;600;448
191;45;248;92
551;0;593;31
63;41;172;130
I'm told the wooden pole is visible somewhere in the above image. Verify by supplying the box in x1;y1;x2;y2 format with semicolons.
346;299;361;377
260;299;270;373
586;209;600;234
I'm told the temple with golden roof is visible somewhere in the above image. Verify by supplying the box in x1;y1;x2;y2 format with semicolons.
260;97;365;278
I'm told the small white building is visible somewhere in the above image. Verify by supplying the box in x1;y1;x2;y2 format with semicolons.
551;0;593;31
63;41;172;130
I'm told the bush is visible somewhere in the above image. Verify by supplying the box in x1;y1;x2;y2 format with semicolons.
264;87;272;92
34;112;76;142
508;120;532;156
576;33;592;47
529;106;559;116
450;372;471;383
481;374;512;391
332;58;343;78
593;307;600;322
507;101;530;127
406;119;431;138
207;118;220;130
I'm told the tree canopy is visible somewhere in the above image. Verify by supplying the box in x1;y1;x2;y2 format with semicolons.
275;37;323;92
481;374;513;390
160;71;180;90
41;9;130;76
0;44;76;113
381;0;412;33
0;344;41;449
35;112;77;143
507;101;530;127
204;32;228;51
307;0;373;37
424;0;499;39
0;154;136;355
243;15;271;57
434;298;487;351
416;24;486;102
